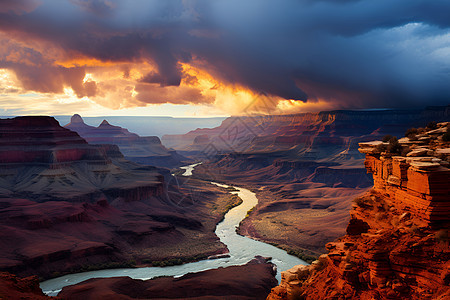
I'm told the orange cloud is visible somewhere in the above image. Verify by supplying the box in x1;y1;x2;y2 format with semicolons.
55;57;119;68
0;31;304;116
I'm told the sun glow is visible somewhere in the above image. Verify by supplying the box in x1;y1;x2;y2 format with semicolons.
0;69;21;93
180;62;279;115
276;99;339;113
82;73;94;83
1;59;315;117
55;57;118;68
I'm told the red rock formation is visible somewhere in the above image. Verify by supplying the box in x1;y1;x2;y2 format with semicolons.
359;123;450;226
267;122;450;300
0;116;165;202
0;116;87;164
0;272;56;299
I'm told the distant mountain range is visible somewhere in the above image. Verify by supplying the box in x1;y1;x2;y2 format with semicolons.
64;114;189;168
51;115;226;138
163;106;450;157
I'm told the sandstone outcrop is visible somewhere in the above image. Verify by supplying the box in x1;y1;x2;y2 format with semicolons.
0;272;55;299
65;114;187;168
267;122;450;299
360;122;450;226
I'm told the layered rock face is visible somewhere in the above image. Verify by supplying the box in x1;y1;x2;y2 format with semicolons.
0;116;164;202
0;116;89;164
361;150;450;225
65;114;187;168
163;106;450;155
267;122;450;299
0;117;228;280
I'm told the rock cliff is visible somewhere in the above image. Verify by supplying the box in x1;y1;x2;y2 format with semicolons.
65;114;187;168
0;272;55;299
267;122;450;299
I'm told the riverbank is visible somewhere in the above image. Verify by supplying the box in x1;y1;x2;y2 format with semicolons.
190;163;369;259
43;177;243;281
40;167;306;295
58;256;277;299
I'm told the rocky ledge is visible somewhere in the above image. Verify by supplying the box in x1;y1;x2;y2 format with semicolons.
0;272;55;299
359;122;450;226
267;122;450;299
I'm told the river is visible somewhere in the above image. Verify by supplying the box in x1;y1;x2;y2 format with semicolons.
40;163;307;296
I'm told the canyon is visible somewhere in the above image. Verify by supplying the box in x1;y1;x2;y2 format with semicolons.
0;116;238;280
39;180;305;296
162;107;450;155
170;106;450;260
0;109;449;299
267;122;450;299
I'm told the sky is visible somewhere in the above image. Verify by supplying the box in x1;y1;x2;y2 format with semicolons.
0;0;449;117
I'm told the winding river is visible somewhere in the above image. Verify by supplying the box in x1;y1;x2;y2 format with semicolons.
40;163;307;296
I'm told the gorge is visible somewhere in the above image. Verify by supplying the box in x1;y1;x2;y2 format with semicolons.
169;106;450;260
1;1;449;298
0;110;449;299
0;117;241;281
40;172;306;296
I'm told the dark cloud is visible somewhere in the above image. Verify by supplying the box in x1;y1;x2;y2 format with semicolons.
0;0;40;15
134;83;213;105
70;0;116;16
141;70;181;86
0;37;96;97
0;0;449;108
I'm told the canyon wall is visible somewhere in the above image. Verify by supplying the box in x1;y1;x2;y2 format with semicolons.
267;122;450;299
0;272;54;299
162;106;450;155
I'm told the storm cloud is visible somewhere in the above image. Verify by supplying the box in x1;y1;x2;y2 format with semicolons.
0;0;449;110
